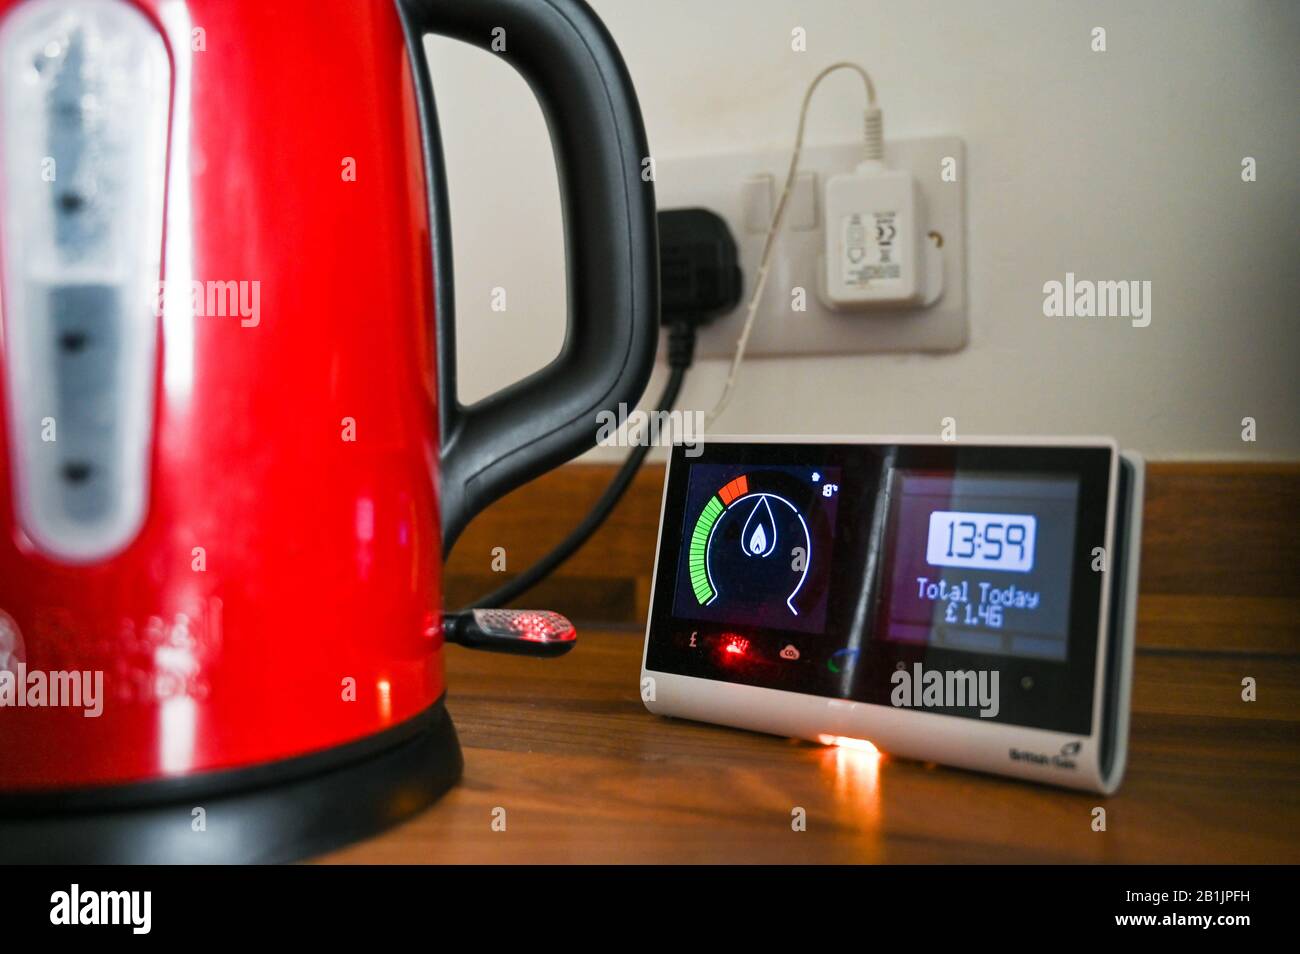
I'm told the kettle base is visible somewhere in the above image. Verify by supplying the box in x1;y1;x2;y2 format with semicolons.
0;701;463;864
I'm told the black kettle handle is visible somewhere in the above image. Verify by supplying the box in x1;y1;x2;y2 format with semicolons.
400;0;659;552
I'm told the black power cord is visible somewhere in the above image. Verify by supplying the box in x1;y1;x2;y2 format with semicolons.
466;208;741;610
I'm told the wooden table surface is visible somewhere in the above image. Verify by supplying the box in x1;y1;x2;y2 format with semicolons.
319;627;1299;864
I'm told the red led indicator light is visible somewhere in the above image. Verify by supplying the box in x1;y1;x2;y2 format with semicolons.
722;634;750;656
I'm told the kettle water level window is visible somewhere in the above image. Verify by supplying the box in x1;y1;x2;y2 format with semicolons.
0;0;170;561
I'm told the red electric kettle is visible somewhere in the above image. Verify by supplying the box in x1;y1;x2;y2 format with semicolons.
0;0;657;861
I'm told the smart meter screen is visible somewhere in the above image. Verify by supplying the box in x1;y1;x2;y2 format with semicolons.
876;471;1081;662
646;441;1113;733
670;464;842;634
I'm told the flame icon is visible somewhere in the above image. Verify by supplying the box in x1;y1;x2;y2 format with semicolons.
741;496;778;558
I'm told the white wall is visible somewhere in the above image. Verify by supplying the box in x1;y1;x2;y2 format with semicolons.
426;0;1299;460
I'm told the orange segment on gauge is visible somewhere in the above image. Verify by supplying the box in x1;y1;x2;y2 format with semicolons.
717;475;749;506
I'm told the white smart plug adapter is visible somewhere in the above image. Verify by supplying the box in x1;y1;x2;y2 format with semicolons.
818;159;943;311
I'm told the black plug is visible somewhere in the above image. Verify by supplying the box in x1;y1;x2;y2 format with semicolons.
657;207;742;369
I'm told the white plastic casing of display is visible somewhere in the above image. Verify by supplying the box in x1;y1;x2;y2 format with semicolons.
0;0;171;562
640;435;1144;795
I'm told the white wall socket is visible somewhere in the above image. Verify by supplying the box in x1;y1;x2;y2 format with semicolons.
656;136;967;358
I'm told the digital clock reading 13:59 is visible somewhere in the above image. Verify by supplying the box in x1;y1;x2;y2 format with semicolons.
925;510;1037;573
